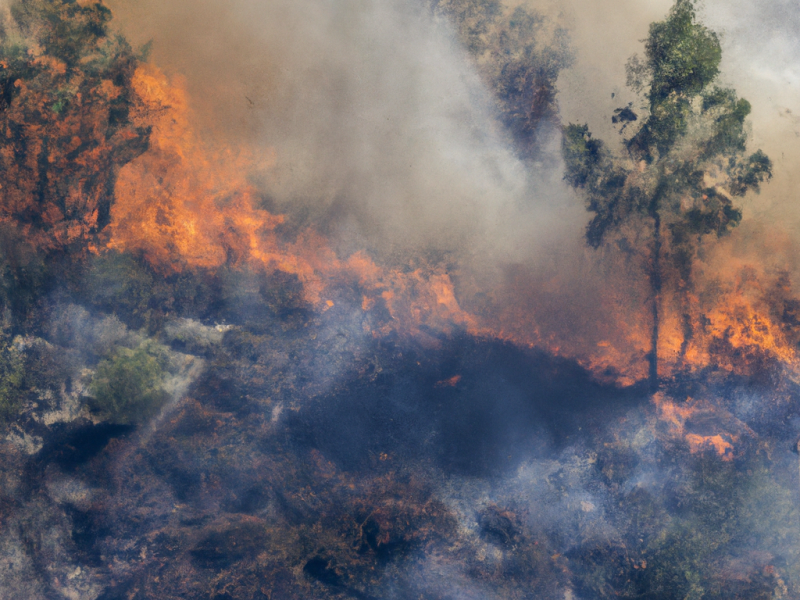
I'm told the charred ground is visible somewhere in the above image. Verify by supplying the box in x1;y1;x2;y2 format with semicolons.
1;256;799;598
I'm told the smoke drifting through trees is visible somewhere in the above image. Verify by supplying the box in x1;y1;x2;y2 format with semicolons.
101;0;576;261
562;0;772;390
95;0;800;381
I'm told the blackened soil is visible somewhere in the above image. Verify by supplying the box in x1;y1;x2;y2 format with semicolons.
33;421;134;472
282;335;646;477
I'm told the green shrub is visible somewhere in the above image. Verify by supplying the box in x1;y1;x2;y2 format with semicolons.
0;332;24;425
88;341;170;424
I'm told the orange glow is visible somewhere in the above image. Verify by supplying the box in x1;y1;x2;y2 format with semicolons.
103;66;800;388
435;375;462;388
107;66;478;336
108;65;283;272
0;44;148;253
685;434;735;460
653;394;697;431
652;394;754;460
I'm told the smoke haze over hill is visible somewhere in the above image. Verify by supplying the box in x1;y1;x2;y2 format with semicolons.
102;0;579;263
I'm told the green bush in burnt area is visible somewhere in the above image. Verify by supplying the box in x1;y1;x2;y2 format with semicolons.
0;330;24;425
88;340;170;424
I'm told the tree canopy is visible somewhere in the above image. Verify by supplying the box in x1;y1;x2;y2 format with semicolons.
432;0;571;158
562;0;772;387
0;0;149;254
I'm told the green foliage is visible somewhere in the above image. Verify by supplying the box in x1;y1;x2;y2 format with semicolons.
645;0;721;102
432;0;571;157
562;124;605;188
562;124;635;248
635;0;721;154
571;439;797;599
564;0;771;245
631;454;792;599
730;149;772;197
78;249;312;337
88;340;170;424
0;331;24;425
561;0;772;381
10;0;113;68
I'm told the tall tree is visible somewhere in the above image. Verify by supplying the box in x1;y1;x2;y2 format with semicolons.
431;0;571;159
0;0;149;319
0;0;150;249
562;0;771;390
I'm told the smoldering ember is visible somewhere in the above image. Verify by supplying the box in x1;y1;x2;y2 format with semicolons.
1;0;799;598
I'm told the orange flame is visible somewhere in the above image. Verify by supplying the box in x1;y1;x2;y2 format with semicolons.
104;65;800;388
684;434;735;459
107;65;477;337
652;394;756;460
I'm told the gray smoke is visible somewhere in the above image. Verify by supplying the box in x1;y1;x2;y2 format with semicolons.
99;0;800;370
105;0;582;264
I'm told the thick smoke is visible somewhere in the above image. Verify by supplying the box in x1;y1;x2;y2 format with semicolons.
102;0;800;246
101;0;800;367
105;0;580;262
703;0;800;234
2;1;800;598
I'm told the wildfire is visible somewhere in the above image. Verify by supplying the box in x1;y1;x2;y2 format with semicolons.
107;65;283;273
658;275;799;379
106;65;477;337
103;65;800;387
652;393;756;460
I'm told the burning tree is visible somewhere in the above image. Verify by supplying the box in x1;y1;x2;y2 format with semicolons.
562;0;771;390
0;0;149;319
432;0;571;158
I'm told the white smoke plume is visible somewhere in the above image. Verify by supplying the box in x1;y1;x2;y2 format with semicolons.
105;0;581;264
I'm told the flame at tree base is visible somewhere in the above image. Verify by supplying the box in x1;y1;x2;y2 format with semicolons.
106;65;479;340
103;65;800;391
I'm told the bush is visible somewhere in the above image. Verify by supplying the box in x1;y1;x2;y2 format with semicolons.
0;332;24;425
88;341;170;424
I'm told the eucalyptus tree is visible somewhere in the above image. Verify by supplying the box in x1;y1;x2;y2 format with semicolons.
562;0;771;390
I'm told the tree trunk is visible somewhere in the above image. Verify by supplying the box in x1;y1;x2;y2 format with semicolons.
649;211;662;392
678;268;694;368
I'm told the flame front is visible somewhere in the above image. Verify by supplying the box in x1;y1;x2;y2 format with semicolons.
103;66;800;387
107;65;478;338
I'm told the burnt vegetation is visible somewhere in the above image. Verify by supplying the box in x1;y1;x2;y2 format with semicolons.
0;1;799;600
0;0;149;326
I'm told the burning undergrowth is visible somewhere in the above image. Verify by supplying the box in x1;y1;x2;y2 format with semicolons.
4;300;800;599
1;0;800;599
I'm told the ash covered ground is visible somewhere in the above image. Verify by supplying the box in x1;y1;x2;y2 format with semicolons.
2;266;799;599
